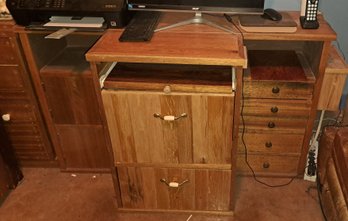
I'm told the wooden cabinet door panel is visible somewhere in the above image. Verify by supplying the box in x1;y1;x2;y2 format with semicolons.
102;90;233;165
40;74;101;125
117;166;231;211
55;125;110;170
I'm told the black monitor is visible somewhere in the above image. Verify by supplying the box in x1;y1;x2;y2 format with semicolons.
127;0;265;32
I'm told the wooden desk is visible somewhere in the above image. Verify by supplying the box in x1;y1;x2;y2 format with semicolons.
85;11;336;214
87;15;246;214
11;11;336;214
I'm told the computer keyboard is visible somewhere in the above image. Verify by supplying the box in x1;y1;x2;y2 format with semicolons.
119;11;161;42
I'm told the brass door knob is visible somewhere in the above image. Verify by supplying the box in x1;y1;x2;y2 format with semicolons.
272;86;280;94
265;142;273;148
270;106;279;113
268;122;275;128
263;162;270;169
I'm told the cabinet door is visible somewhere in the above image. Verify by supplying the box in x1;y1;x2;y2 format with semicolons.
55;125;110;170
102;90;233;164
40;73;101;125
117;166;232;211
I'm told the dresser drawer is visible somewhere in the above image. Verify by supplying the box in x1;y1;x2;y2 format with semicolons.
237;154;299;176
238;132;304;154
0;37;17;64
242;115;308;132
103;90;233;165
242;98;311;117
117;166;232;211
243;81;314;99
0;101;37;123
0;66;25;90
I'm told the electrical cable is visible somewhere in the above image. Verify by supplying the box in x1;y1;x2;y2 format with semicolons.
316;172;328;221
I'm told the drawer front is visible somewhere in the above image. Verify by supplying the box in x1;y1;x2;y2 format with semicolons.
238;132;304;154
0;66;25;90
242;98;311;117
0;37;17;64
242;115;308;132
243;81;313;99
237;154;299;176
117;166;232;211
103;90;234;165
0;101;37;123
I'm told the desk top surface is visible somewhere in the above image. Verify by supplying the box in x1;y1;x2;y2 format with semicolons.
86;13;247;66
86;12;336;65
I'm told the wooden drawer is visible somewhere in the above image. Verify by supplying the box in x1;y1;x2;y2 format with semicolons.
242;115;308;132
117;166;232;211
242;98;311;117
102;90;233;165
0;100;37;123
238;132;304;154
0;66;25;90
243;81;314;99
237;154;299;176
0;37;17;64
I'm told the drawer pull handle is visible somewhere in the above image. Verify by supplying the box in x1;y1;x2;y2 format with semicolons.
2;114;10;122
268;122;275;128
272;86;280;94
265;142;273;148
160;178;189;188
263;162;270;169
154;113;187;121
270;106;279;113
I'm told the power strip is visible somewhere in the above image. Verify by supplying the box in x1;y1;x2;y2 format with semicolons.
304;139;318;182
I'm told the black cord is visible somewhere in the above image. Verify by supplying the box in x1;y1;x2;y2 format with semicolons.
223;14;245;39
316;172;328;221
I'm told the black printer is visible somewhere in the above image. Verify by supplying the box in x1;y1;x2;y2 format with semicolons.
6;0;130;28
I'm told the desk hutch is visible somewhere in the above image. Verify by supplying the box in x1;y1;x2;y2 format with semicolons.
0;12;337;214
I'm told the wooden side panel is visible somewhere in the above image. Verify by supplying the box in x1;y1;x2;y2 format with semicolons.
102;90;233;165
318;74;347;111
40;74;101;125
117;166;231;211
55;125;110;170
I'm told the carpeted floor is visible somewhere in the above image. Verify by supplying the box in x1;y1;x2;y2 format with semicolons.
0;168;325;221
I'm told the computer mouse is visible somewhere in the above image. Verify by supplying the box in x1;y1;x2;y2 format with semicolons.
262;8;282;21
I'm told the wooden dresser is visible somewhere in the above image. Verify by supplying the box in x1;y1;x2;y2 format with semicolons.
0;20;55;166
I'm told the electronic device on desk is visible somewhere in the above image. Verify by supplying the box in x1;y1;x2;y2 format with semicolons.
119;11;160;42
6;0;130;29
300;0;319;29
126;0;265;33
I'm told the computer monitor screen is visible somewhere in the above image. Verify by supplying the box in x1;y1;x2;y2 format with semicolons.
127;0;265;14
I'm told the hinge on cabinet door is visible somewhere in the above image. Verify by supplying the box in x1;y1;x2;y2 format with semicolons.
232;67;236;92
